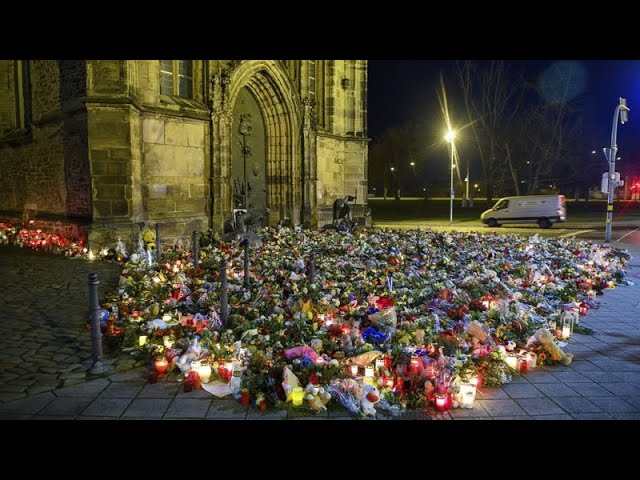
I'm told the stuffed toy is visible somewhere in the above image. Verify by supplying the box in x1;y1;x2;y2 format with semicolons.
304;383;332;413
142;226;157;254
281;366;300;402
360;384;380;416
529;328;573;365
174;336;203;374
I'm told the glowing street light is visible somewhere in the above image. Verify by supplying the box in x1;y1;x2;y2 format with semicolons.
445;129;456;223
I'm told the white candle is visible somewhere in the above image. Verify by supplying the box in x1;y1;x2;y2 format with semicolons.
505;353;518;370
562;324;571;339
459;383;476;408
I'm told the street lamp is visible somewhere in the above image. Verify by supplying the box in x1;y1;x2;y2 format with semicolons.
445;129;456;223
410;161;416;196
604;97;630;243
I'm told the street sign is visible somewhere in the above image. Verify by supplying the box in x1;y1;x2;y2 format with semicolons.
601;172;609;193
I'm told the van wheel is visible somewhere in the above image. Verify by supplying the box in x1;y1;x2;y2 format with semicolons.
538;218;552;229
487;218;498;228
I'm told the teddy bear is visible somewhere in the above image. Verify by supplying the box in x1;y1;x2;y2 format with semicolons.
174;336;203;374
304;383;332;413
360;384;380;416
528;328;573;365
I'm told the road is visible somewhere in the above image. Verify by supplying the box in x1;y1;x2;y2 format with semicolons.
372;220;640;248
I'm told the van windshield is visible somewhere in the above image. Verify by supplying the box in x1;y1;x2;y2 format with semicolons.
493;199;509;210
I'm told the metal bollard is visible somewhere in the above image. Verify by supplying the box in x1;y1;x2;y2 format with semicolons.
220;258;229;328
155;223;161;263
242;239;250;289
88;273;107;374
308;252;316;285
192;230;200;265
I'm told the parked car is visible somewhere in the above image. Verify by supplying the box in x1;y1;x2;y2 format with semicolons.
480;194;566;228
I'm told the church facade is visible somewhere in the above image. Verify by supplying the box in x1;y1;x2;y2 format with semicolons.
0;60;368;246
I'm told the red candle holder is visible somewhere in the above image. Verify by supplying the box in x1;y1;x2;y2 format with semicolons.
383;353;392;370
578;303;588;316
435;393;447;411
258;399;267;412
409;355;421;374
519;357;528;374
147;371;159;384
154;357;169;375
241;390;251;406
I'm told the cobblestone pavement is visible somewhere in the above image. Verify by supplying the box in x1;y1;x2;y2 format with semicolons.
0;245;134;402
1;244;639;419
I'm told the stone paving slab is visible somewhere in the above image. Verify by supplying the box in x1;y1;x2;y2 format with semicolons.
551;396;604;414
514;398;566;416
534;383;581;398
81;397;132;417
164;399;212;419
206;400;248;419
502;383;546;399
122;398;172;418
54;379;110;398
565;382;616;397
99;382;144;398
0;391;55;415
39;397;93;417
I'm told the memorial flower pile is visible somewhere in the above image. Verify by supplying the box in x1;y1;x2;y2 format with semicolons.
97;227;630;418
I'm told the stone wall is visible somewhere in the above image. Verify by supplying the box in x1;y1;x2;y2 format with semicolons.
0;61;73;221
140;114;209;239
315;134;368;226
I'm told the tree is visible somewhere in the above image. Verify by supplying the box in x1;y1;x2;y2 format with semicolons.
456;61;524;204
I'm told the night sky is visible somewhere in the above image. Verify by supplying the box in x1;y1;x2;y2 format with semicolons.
368;60;640;182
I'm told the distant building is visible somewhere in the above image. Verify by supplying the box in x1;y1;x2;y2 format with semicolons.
0;60;369;245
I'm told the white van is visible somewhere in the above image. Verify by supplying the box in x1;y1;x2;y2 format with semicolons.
480;195;566;228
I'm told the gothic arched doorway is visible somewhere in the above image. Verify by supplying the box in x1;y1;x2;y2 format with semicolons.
211;61;303;229
231;87;267;213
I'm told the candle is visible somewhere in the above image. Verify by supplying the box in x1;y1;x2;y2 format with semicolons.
527;352;537;369
375;358;384;370
435;392;447;411
138;335;148;347
519;356;528;374
241;389;250;406
384;352;392;370
291;386;304;406
350;364;359;376
562;323;571;340
409;355;421;374
224;362;234;381
394;376;404;393
363;376;376;386
199;363;212;383
365;365;375;377
147;371;158;384
459;383;476;409
163;336;174;349
505;353;518;370
578;303;588;316
154;357;169;375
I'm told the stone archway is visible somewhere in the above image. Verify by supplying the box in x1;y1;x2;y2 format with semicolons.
211;61;303;229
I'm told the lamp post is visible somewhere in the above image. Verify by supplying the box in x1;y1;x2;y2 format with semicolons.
410;161;416;196
604;97;630;243
445;129;456;223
